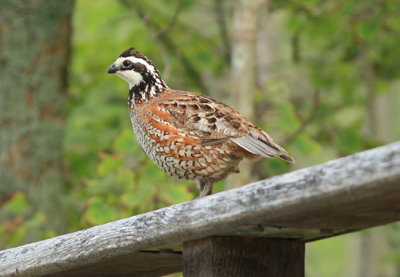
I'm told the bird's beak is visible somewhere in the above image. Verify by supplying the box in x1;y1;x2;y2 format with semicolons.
107;64;118;74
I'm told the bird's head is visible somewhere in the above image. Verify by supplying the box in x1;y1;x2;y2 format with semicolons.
108;48;167;104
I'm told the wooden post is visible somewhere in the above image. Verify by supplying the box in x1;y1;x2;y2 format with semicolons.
183;237;305;277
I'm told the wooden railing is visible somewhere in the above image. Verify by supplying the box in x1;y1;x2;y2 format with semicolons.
1;142;400;276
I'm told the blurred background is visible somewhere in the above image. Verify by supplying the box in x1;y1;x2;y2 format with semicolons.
1;0;400;276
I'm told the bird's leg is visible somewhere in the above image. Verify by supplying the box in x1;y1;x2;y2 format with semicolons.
197;178;214;199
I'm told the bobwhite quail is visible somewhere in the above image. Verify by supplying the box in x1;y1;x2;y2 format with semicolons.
107;47;294;198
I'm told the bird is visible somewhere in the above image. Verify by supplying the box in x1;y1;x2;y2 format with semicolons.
107;47;295;198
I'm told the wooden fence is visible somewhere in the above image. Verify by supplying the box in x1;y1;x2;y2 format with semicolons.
1;141;400;276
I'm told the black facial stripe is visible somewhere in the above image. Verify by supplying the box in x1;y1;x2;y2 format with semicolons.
119;48;156;69
132;62;147;72
120;61;149;73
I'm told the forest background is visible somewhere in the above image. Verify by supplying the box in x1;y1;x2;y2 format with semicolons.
1;0;400;276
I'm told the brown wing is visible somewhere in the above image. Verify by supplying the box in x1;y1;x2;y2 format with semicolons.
156;91;295;163
157;91;249;139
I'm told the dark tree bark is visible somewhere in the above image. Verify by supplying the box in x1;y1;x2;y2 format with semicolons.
0;0;74;246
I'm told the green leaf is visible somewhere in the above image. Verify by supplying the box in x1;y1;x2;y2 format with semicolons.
121;192;142;209
293;134;321;155
141;161;169;183
5;191;29;214
25;212;48;229
113;129;143;157
333;107;364;128
136;185;155;200
358;20;379;40
212;179;225;194
0;225;26;247
40;229;57;241
277;103;301;132
338;132;361;153
84;196;117;225
181;0;194;9
115;168;135;190
160;184;193;204
266;159;289;176
304;0;319;6
86;177;113;194
97;154;125;176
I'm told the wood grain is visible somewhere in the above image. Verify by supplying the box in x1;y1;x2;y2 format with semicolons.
183;237;304;277
1;141;399;277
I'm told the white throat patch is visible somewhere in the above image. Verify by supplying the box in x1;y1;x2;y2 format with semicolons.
116;70;143;89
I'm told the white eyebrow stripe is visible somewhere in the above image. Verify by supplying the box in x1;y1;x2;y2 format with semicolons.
114;56;157;75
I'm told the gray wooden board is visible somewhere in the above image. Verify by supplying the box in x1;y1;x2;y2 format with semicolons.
1;141;400;277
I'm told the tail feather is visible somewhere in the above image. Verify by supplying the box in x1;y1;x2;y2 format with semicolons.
231;130;295;163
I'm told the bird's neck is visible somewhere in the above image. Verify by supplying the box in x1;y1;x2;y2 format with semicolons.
128;74;168;107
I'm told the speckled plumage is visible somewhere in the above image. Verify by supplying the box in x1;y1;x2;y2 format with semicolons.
108;47;294;198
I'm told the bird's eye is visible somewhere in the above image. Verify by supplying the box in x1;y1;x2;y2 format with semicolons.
123;60;132;67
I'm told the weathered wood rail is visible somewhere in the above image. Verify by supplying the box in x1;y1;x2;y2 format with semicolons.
1;142;400;276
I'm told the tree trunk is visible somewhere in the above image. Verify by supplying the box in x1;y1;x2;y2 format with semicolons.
0;0;74;246
226;0;265;190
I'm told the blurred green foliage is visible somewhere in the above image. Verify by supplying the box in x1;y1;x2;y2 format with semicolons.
60;0;400;229
1;0;400;274
0;192;56;248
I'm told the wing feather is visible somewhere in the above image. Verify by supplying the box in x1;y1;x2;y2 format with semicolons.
158;91;294;163
231;130;295;163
